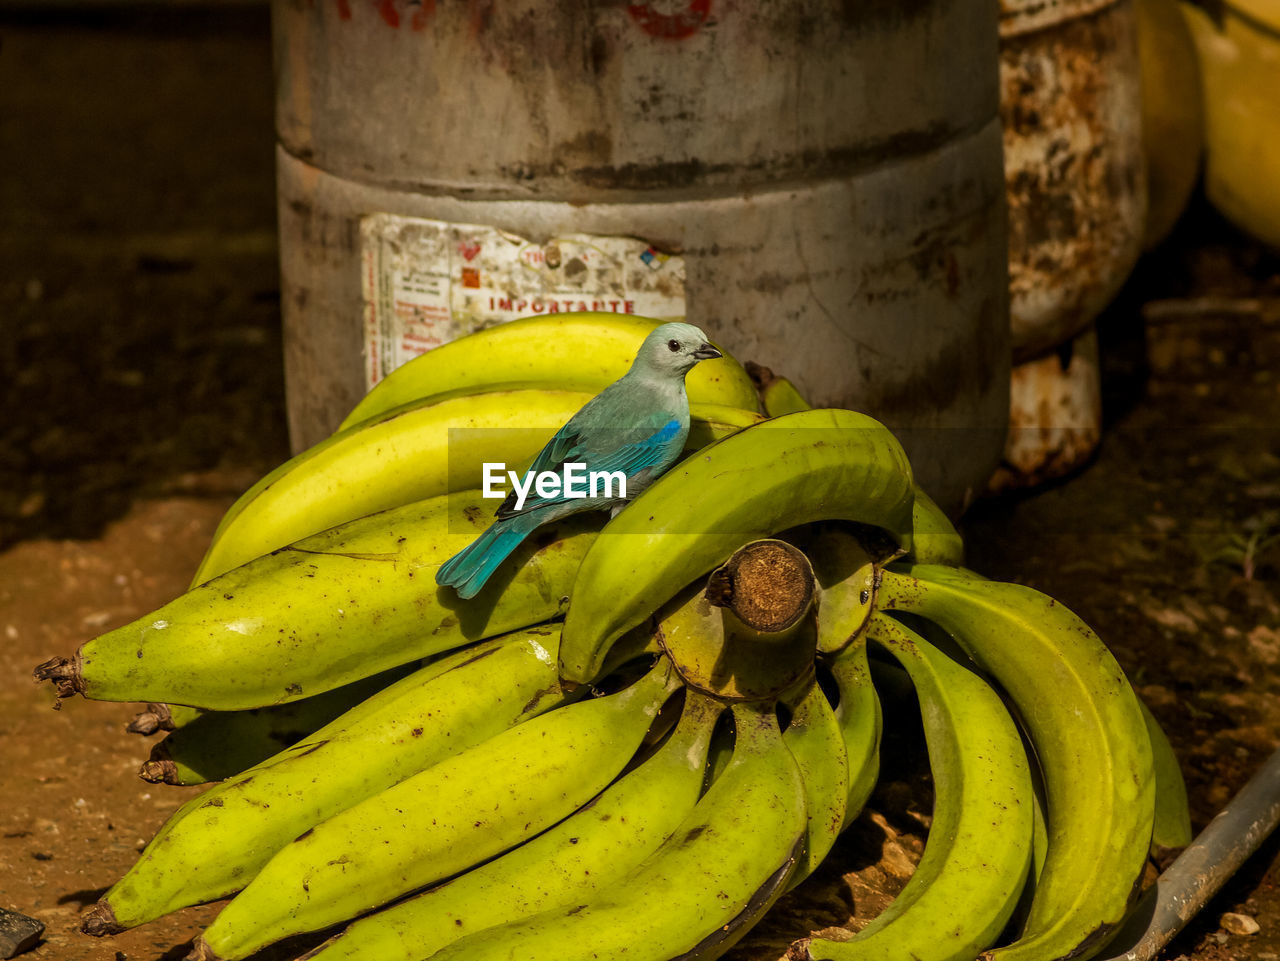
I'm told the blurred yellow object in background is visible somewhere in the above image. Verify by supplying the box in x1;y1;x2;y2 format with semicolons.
1182;0;1280;248
1136;0;1205;248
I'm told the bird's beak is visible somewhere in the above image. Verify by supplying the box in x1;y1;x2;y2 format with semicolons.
692;343;722;361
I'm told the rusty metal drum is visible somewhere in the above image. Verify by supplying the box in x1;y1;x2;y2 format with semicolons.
999;0;1147;364
994;0;1145;489
273;0;1011;512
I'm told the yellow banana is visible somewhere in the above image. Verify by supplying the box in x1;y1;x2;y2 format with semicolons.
194;387;758;584
760;373;814;418
907;486;964;566
1142;698;1192;849
809;613;1034;961
189;658;681;961
80;626;576;935
782;675;850;887
806;526;878;656
559;409;916;684
35;491;596;710
194;387;587;584
758;376;960;567
137;663;418;785
802;525;884;827
879;565;1156;961
826;631;883;830
297;690;723;961
423;700;808;961
340;312;761;430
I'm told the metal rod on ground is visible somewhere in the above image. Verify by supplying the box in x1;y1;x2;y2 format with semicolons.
1098;745;1280;961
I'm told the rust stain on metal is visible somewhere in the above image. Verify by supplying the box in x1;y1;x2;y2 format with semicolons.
1000;0;1146;361
990;325;1102;492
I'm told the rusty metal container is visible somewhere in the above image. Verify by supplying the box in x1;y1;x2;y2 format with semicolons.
994;0;1145;488
999;0;1147;364
272;0;1011;512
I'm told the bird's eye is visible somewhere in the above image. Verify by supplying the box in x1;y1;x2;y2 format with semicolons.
667;339;680;352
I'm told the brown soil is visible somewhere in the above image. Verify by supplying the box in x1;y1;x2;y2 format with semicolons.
1;7;1278;961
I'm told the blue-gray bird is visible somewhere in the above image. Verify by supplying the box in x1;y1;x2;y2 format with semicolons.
436;322;723;599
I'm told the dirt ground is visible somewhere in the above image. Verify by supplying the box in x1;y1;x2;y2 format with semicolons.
1;6;1278;961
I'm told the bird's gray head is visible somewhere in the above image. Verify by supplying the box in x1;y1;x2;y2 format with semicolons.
633;322;723;378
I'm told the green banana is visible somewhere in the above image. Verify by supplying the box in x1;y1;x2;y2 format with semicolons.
703;710;736;792
756;375;960;567
34;491;596;710
805;526;877;656
81;626;576;935
1141;699;1192;848
189;658;681;961
759;373;813;418
423;700;808;961
808;613;1034;961
340;312;761;430
907;486;964;566
194;387;760;584
782;675;850;887
138;664;418;785
801;525;882;826
879;566;1156;961
298;690;723;961
827;632;883;830
559;408;916;684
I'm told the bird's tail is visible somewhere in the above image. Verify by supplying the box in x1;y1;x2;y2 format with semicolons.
435;521;530;600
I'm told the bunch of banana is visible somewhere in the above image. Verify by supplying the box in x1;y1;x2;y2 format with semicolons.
37;314;760;741
809;612;1035;961
108;315;760;760
81;626;583;936
31;316;1190;961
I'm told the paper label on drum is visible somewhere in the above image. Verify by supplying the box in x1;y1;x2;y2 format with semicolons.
359;213;687;389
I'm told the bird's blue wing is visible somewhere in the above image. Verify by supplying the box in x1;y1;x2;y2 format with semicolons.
496;419;683;519
523;420;587;478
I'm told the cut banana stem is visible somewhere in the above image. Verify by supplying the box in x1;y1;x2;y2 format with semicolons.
560;408;916;684
35;491;597;710
137;663;418;785
190;658;682;961
705;538;816;634
809;613;1034;961
879;566;1156;961
298;690;724;961
125;702;186;735
339;313;761;430
422;700;808;961
656;582;818;702
82;627;575;935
